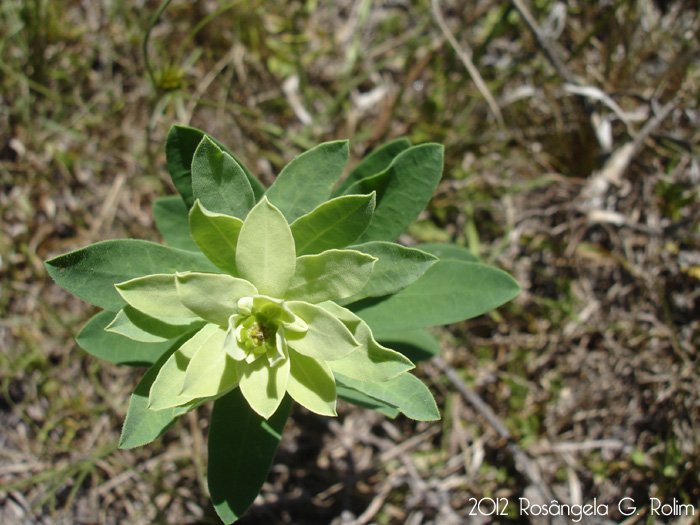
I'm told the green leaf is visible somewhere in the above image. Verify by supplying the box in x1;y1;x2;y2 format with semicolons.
284;249;376;304
286;301;360;361
45;240;219;312
176;272;257;326
335;372;439;421
348;144;443;243
149;324;219;411
191;136;255;219
376;329;442;363
153;196;199;251
180;328;238;398
189;200;243;277
208;389;292;524
328;343;414;383
352;260;521;332
335;384;399;418
236;197;296;297
237;354;290;419
166;125;264;208
76;310;171;366
338;242;437;305
165;125;201;209
115;273;196;318
106;309;166;342
319;301;414;382
266;140;349;222
286;348;336;416
106;307;204;343
290;194;376;256
418;242;479;262
332;137;411;196
119;334;201;449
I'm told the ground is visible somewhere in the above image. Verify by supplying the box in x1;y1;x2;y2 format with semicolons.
1;0;699;523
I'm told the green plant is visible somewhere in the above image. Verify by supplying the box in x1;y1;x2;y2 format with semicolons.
45;126;520;523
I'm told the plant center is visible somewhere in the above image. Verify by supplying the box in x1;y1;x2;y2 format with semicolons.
249;321;270;346
237;314;278;357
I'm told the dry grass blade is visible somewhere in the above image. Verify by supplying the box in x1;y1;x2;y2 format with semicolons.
431;0;505;129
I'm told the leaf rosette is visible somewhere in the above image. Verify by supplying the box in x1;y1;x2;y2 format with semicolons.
45;127;522;523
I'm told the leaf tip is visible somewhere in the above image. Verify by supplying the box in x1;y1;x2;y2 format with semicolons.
197;134;218;151
117;433;132;450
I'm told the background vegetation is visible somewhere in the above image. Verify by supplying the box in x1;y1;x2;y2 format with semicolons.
1;0;698;523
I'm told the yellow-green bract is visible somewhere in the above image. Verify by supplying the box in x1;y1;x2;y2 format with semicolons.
112;197;415;419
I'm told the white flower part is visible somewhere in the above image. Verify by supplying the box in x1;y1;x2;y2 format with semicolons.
269;329;288;367
237;296;254;316
238;294;283;311
223;314;247;361
281;314;308;333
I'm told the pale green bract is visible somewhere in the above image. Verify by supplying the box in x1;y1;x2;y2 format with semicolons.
114;196;414;419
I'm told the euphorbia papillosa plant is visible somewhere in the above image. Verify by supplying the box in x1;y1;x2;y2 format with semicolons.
45;127;520;523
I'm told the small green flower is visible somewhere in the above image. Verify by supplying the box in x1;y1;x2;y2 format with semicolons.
110;197;414;419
